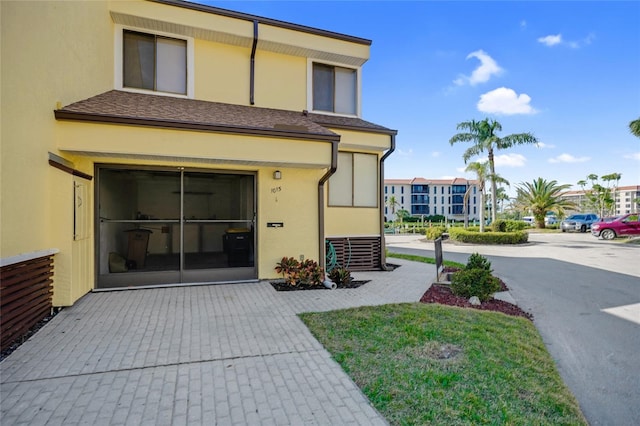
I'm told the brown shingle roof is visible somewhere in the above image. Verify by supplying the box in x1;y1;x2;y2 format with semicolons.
308;112;397;135
55;90;395;141
56;90;340;141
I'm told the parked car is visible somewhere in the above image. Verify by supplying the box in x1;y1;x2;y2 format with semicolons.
560;213;599;233
591;213;640;240
522;216;535;226
545;215;558;225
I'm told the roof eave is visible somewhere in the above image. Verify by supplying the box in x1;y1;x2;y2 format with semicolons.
54;110;340;142
150;0;372;46
311;122;398;136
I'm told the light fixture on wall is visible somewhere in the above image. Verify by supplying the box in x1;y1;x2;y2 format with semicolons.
273;170;282;180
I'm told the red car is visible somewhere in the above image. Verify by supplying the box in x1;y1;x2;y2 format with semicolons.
591;213;640;240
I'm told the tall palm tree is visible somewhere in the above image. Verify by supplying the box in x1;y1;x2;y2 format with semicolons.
630;117;640;138
495;186;511;213
514;178;576;228
386;195;400;222
450;118;538;224
465;161;509;232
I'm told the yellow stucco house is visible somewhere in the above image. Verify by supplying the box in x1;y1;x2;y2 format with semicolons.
1;0;396;307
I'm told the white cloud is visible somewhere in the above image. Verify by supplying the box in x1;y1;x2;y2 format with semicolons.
536;142;556;149
538;34;562;46
475;154;525;167
455;167;467;173
538;33;595;49
624;152;640;160
453;50;503;86
396;148;413;157
520;20;527;29
494;153;527;167
548;153;590;163
432;151;441;158
477;87;537;115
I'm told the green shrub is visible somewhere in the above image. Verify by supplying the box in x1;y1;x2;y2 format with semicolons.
448;228;529;244
505;220;528;232
492;219;507;232
451;268;501;302
424;226;446;240
466;252;492;273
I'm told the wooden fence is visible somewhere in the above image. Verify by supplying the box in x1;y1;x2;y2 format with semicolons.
1;253;55;352
326;237;382;271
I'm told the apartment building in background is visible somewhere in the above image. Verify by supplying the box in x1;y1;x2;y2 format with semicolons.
561;185;640;215
384;178;480;222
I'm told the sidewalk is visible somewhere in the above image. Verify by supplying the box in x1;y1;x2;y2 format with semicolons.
0;259;433;426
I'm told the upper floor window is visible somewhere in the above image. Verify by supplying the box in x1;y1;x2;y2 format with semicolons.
116;26;194;98
312;63;357;115
123;30;186;94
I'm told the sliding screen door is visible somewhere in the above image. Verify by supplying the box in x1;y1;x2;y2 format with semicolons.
97;167;255;288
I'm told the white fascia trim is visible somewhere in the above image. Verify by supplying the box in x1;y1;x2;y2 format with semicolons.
306;58;362;118
1;248;60;268
114;24;195;99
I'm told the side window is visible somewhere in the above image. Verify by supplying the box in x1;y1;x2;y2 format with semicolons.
312;62;357;115
328;152;378;207
123;30;187;95
116;26;193;98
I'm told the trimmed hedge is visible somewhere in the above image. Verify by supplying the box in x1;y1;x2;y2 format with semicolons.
423;226;446;240
505;220;529;232
448;227;529;244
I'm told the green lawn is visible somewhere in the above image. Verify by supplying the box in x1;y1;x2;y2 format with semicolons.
300;303;587;425
387;251;465;269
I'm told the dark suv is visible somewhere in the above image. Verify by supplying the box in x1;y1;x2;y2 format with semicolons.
561;213;599;233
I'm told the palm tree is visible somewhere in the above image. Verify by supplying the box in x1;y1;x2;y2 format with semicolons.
495;186;511;213
630;117;640;138
450;118;538;224
514;178;576;228
386;195;400;222
465;161;509;232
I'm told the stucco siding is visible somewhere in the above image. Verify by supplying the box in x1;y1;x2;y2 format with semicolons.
1;1;112;271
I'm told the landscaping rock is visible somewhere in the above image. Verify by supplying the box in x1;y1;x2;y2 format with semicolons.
469;296;481;306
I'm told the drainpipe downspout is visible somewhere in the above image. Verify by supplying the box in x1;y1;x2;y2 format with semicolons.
318;140;339;273
250;20;258;105
380;134;396;271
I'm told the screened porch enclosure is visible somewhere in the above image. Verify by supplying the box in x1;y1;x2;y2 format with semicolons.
97;167;256;288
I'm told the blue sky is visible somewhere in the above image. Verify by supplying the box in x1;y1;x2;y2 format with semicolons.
210;1;640;194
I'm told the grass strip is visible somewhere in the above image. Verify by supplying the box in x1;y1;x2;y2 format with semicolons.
301;303;586;425
387;251;465;269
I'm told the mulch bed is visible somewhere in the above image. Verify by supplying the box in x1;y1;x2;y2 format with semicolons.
0;309;61;362
430;267;532;320
420;284;533;320
270;280;370;291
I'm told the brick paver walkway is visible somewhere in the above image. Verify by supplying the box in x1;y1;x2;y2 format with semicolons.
0;258;433;425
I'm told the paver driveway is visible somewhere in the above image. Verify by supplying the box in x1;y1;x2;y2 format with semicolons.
0;259;432;425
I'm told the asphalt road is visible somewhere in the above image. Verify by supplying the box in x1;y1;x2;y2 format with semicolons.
386;232;640;426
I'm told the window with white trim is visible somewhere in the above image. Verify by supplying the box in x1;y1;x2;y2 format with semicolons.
312;63;357;115
116;26;194;98
329;152;378;207
123;30;187;95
